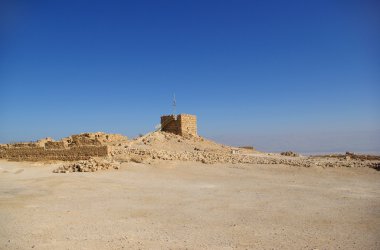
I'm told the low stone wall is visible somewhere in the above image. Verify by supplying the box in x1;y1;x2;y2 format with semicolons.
112;147;380;169
0;145;6;159
45;141;66;150
1;146;108;161
70;134;102;146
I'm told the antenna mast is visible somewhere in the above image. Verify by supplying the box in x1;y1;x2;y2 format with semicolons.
172;93;177;116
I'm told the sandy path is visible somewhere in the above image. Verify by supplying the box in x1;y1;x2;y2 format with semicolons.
0;160;379;249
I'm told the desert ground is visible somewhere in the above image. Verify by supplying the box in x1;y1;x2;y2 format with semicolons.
1;159;379;249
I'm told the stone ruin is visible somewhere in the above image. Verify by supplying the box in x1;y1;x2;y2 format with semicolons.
1;117;379;172
0;132;126;161
161;114;197;137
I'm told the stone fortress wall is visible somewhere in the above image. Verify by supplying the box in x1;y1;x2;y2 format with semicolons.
161;114;197;136
0;132;125;161
1;146;108;161
0;114;199;162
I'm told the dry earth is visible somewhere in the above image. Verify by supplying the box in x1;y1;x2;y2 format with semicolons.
1;160;379;249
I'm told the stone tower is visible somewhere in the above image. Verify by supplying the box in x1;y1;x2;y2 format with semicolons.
160;114;197;137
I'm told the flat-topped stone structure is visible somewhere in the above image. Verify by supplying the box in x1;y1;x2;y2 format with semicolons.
160;114;197;137
0;132;127;161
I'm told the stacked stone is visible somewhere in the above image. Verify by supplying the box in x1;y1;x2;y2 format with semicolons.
114;147;380;169
0;133;115;161
3;146;108;161
53;157;119;173
44;141;66;150
70;134;102;146
160;115;179;134
280;151;299;157
160;114;197;137
178;114;197;136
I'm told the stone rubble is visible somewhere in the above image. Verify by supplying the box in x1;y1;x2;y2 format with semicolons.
53;158;120;173
9;131;377;173
112;147;380;170
280;151;299;157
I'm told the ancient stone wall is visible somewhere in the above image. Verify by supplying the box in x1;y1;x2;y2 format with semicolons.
0;145;6;159
45;141;66;150
161;115;179;134
161;114;197;136
9;143;40;148
70;134;102;146
178;114;197;136
90;132;127;143
3;146;108;161
0;133;114;162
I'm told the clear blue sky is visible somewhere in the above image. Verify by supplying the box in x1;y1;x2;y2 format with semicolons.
1;0;379;153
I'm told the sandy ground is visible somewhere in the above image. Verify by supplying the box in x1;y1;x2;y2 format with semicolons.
0;160;379;249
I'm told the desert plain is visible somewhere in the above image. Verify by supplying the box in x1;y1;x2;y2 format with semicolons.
0;132;380;249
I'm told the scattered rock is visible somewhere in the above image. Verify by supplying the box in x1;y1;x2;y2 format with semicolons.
130;155;146;163
281;151;299;157
53;158;119;173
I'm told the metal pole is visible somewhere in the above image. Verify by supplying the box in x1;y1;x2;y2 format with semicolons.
173;93;176;116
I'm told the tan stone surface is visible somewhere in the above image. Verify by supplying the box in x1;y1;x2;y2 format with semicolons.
3;146;108;161
0;132;128;162
111;131;380;170
161;114;197;136
1;130;379;170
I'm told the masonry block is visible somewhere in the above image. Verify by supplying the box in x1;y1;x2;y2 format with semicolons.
160;114;197;136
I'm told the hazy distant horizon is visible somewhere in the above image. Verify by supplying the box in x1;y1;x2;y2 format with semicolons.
209;129;380;155
1;127;379;155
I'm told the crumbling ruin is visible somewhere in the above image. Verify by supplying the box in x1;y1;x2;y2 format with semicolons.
0;132;127;161
161;114;197;136
53;157;120;173
1;115;379;172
